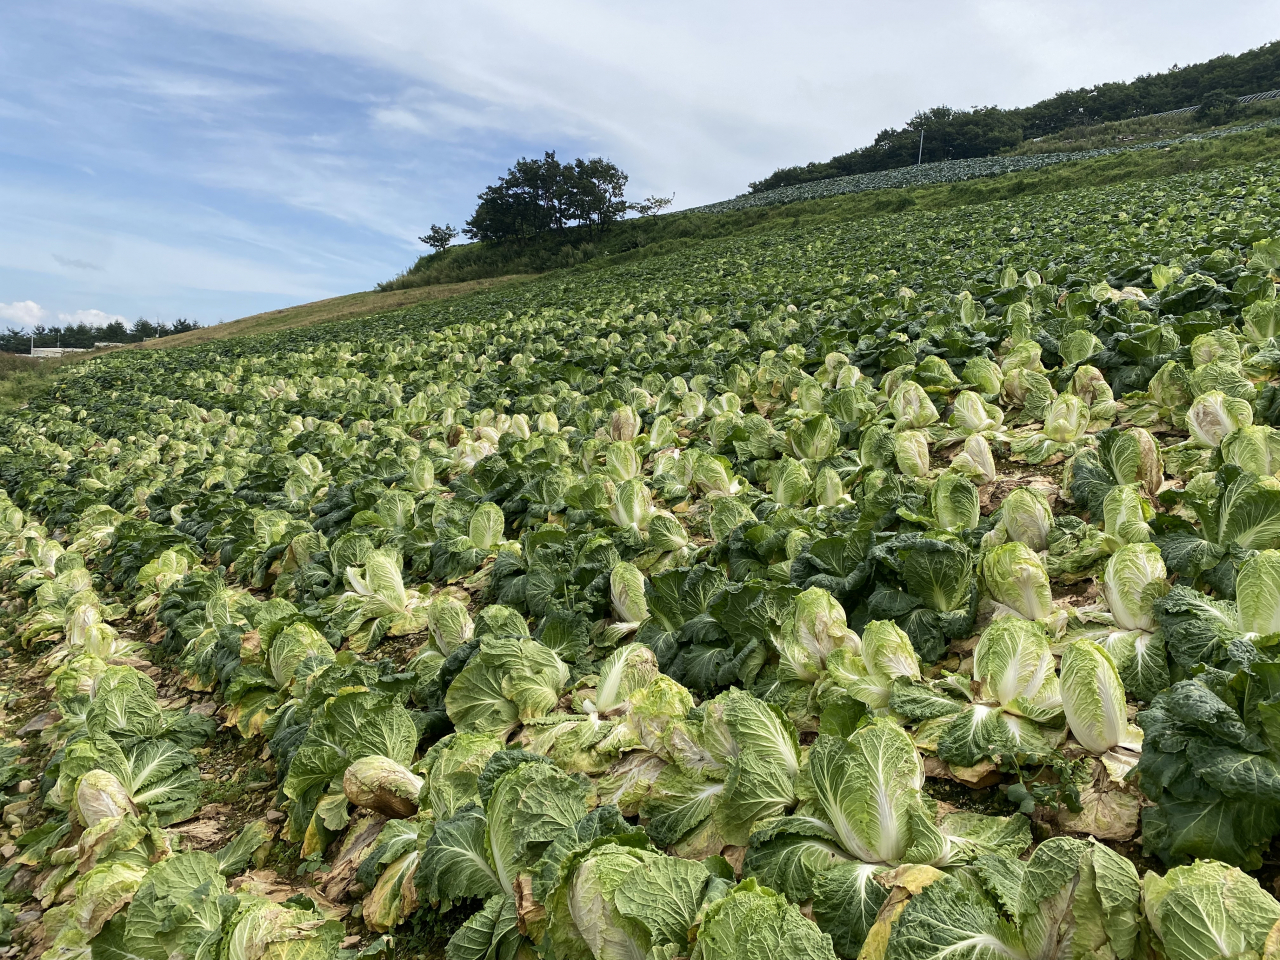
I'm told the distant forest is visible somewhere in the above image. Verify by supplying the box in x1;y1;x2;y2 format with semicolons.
0;317;199;354
751;39;1280;192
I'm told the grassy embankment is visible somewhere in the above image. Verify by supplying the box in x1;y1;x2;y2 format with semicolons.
0;352;67;414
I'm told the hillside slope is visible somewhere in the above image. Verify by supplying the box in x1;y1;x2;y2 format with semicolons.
382;122;1280;289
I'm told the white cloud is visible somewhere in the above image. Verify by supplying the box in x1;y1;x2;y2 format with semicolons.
0;301;48;327
0;301;131;329
57;309;130;327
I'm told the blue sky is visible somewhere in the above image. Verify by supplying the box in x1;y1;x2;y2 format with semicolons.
2;1;1277;330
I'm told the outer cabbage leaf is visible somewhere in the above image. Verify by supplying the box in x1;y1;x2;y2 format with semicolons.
125;852;233;960
882;875;1025;960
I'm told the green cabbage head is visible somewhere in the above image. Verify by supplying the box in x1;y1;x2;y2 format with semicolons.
984;488;1052;552
930;473;980;532
825;620;920;711
1060;640;1138;755
1102;543;1168;633
778;587;859;683
973;618;1062;722
1187;391;1253;448
981;543;1054;621
1238;550;1280;637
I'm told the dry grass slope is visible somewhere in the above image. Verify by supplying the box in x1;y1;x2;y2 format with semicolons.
144;274;534;349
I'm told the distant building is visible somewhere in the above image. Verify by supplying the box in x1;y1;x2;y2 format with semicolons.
94;342;128;349
30;347;89;358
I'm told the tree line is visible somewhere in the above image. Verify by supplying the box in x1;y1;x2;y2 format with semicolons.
751;39;1280;192
421;151;672;249
0;317;199;354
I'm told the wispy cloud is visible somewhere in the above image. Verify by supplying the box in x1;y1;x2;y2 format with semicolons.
106;68;275;103
52;254;104;271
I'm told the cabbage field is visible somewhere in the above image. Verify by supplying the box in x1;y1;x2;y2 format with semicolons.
4;158;1280;960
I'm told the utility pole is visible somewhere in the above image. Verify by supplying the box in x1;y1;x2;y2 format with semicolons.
917;127;925;165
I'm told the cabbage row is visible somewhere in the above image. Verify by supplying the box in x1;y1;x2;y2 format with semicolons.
688;119;1280;214
3;160;1280;960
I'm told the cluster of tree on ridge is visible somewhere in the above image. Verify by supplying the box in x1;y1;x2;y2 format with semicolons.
750;39;1280;192
0;317;199;354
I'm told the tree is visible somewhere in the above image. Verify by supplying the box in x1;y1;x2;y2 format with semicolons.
100;320;129;342
566;157;629;231
1197;89;1240;123
132;318;161;340
419;224;460;252
463;152;634;243
464;152;558;243
629;194;674;217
